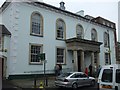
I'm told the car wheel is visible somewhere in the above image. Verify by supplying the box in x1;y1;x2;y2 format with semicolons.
91;80;95;86
72;83;78;89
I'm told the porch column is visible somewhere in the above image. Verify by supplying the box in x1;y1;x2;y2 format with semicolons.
73;50;78;71
96;52;100;68
81;51;85;72
91;52;95;75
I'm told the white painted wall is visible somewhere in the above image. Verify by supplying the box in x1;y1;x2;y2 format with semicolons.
1;2;117;77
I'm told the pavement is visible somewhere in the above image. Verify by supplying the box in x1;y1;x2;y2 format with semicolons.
2;76;56;89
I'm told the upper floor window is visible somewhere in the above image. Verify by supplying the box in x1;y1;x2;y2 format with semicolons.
104;32;109;47
76;24;84;39
29;44;43;64
56;19;66;40
91;28;97;41
30;12;43;36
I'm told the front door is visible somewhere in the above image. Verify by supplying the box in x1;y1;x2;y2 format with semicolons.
77;51;81;72
2;57;7;79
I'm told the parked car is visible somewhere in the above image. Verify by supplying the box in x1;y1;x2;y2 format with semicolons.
55;72;95;88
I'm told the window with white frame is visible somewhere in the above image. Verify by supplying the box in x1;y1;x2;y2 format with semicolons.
56;19;65;39
31;12;43;36
30;44;43;64
76;24;84;39
91;28;97;41
105;53;110;65
104;32;109;47
56;48;65;64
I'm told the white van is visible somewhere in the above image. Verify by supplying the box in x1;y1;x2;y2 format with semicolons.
98;64;120;90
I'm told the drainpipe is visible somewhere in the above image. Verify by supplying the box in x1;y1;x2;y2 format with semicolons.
107;30;111;64
113;29;117;63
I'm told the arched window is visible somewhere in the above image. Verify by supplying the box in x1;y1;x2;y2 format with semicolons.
76;24;84;39
56;19;66;39
91;28;97;41
31;12;43;36
104;32;109;47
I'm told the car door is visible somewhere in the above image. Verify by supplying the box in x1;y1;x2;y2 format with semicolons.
70;73;83;86
80;73;90;86
116;69;120;90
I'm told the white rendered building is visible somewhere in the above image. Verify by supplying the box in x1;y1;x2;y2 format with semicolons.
0;0;117;79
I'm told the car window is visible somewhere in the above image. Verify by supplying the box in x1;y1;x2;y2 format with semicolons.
101;69;113;83
80;74;87;78
116;69;120;83
59;73;72;77
70;73;80;78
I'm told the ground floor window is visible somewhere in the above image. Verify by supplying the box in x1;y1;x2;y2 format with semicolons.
94;53;97;63
56;47;66;64
29;44;43;64
105;53;110;65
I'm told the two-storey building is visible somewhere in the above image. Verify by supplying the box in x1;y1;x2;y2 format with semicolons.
0;0;117;79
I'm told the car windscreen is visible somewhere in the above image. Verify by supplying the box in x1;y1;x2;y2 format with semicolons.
58;73;72;77
101;69;113;83
116;69;120;83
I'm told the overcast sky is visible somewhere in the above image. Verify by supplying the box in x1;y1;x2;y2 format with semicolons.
0;0;119;37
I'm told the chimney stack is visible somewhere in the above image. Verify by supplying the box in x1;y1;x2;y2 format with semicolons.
60;1;65;10
76;10;84;17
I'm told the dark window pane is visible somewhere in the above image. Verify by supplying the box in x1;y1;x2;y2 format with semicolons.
116;69;120;83
101;69;113;82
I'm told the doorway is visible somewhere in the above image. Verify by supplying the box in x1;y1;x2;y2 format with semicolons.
2;57;7;79
77;51;81;72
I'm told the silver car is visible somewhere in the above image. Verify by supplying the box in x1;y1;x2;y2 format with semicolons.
55;72;95;88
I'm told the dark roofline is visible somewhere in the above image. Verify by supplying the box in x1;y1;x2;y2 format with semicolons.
96;16;116;24
31;1;88;20
0;1;87;20
0;1;11;13
0;24;11;35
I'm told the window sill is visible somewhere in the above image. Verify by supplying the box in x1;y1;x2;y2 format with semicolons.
56;38;66;41
30;33;43;37
29;62;43;65
56;63;66;65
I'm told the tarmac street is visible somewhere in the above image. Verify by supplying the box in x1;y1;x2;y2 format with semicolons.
2;76;98;90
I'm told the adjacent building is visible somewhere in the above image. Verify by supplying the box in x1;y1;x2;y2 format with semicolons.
117;1;120;64
0;0;117;79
